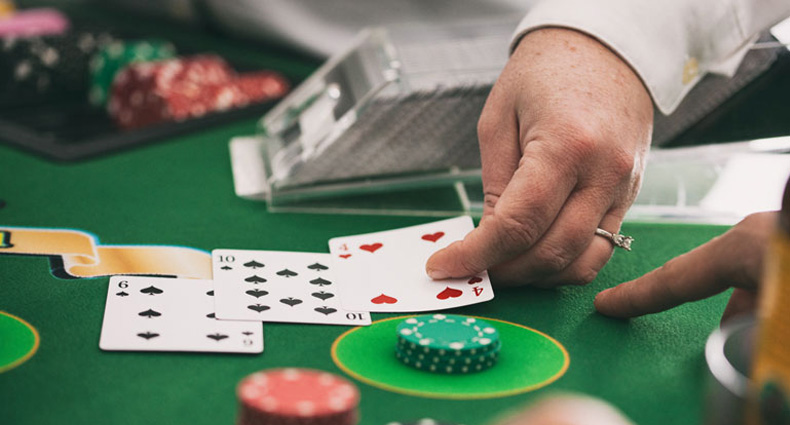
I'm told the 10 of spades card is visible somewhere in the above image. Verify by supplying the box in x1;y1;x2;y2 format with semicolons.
211;250;371;326
328;216;494;312
99;276;263;353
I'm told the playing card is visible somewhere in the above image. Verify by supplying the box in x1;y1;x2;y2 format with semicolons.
211;250;371;326
328;216;494;312
100;276;263;353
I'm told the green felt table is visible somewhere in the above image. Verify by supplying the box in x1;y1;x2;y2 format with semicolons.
6;4;789;424
0;117;733;425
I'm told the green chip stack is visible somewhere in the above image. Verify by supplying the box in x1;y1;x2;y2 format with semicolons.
88;39;176;106
395;314;501;374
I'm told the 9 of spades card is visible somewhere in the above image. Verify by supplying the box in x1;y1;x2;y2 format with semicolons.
211;249;371;326
328;216;494;312
99;276;263;353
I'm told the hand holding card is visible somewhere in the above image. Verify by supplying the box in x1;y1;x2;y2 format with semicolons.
329;216;494;312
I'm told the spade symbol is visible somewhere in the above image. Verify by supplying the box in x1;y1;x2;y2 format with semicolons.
309;277;331;287
206;312;216;318
312;291;334;301
138;309;161;318
245;275;267;284
116;291;129;297
207;333;229;341
244;260;264;269
307;263;328;271
206;290;214;296
245;289;269;298
315;306;337;316
280;297;303;307
247;304;270;313
221;265;233;271
137;331;159;340
140;286;163;296
276;269;298;278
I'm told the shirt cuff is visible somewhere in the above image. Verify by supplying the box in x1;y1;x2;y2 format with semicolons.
511;0;751;115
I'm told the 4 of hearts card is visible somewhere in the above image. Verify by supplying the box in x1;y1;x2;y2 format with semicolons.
100;276;263;353
211;250;371;326
328;216;494;312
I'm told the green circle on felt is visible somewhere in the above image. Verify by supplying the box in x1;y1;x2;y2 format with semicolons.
332;316;569;399
0;312;39;373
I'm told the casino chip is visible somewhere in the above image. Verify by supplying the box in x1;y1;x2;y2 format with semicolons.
395;314;501;374
108;56;289;129
237;368;360;425
0;30;114;107
88;39;176;106
108;55;235;129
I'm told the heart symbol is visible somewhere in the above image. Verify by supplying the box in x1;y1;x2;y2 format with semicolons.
436;287;463;300
468;276;482;284
314;306;337;315
280;298;303;307
421;232;445;242
360;243;383;253
247;304;270;313
312;291;334;301
339;254;352;259
371;293;398;304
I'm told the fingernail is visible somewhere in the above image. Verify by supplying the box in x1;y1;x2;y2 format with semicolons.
427;268;450;280
594;289;611;303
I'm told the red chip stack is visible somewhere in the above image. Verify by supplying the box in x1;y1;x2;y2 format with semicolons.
237;368;360;425
108;55;234;129
108;55;289;130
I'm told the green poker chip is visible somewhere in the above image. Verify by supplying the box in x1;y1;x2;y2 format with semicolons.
395;315;501;374
397;314;500;352
88;39;176;106
395;345;499;374
397;337;501;357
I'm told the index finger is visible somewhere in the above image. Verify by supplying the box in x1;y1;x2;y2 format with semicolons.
426;146;576;279
594;239;732;318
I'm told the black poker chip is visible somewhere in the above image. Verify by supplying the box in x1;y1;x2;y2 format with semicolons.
0;30;115;107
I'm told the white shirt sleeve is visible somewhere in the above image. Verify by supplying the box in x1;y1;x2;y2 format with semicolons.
511;0;790;114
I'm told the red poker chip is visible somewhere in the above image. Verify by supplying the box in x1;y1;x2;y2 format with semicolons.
237;368;359;423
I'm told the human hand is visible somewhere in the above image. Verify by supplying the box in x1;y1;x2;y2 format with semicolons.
594;212;775;321
493;394;635;425
427;28;653;287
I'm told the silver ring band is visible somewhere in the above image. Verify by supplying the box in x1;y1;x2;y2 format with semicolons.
595;228;634;251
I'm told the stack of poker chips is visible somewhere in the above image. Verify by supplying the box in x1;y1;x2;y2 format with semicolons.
0;7;290;130
0;30;114;107
395;314;501;374
107;55;289;129
236;368;360;425
88;39;177;106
